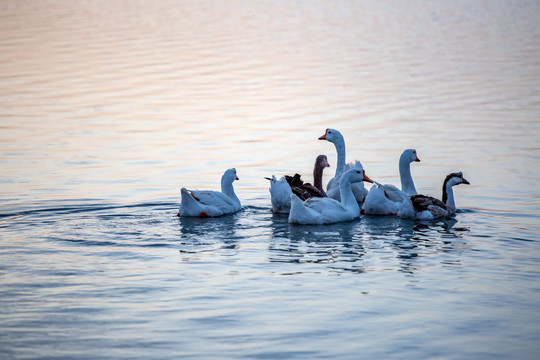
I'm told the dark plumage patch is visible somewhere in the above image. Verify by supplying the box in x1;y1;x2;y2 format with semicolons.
285;173;326;200
298;183;325;200
410;194;447;212
285;173;304;187
189;191;201;202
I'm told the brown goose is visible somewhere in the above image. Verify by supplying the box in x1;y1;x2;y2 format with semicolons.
266;155;330;213
285;155;329;200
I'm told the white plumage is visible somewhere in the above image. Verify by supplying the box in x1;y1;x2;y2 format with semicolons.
362;149;420;216
178;168;241;217
318;129;369;203
288;168;373;225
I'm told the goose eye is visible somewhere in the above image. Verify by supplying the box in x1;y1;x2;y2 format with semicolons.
356;170;361;174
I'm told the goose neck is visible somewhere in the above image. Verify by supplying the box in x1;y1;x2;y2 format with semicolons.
313;166;324;191
443;182;456;211
333;137;346;177
339;173;360;212
222;179;239;205
399;157;417;195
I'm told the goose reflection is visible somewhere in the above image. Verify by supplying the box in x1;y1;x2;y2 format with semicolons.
359;216;420;274
391;218;470;274
177;212;240;260
440;218;470;238
268;214;367;273
268;212;471;275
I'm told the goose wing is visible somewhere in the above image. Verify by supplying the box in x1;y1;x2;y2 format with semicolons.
411;194;447;213
291;183;326;200
190;190;237;212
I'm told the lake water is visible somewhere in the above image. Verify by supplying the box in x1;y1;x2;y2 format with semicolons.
1;1;540;359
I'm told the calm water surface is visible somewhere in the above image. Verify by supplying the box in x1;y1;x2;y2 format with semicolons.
1;1;540;359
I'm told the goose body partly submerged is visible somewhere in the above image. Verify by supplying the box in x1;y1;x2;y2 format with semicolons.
267;155;330;213
288;168;373;225
362;149;420;216
179;168;241;217
408;172;470;220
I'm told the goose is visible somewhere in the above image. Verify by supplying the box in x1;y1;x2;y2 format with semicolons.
266;155;330;213
408;172;470;220
318;128;369;203
178;168;241;217
288;168;373;225
361;149;420;216
360;172;469;220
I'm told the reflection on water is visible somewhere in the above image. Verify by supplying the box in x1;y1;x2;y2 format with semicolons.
269;216;366;272
178;213;241;260
1;0;540;359
263;213;471;275
175;207;470;276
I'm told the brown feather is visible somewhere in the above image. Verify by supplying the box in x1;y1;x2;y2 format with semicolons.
410;194;447;212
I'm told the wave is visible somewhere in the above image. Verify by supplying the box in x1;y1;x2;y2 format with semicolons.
0;201;178;220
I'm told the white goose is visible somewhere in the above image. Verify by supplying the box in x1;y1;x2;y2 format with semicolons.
318;128;369;203
178;168;241;217
266;155;330;213
362;149;421;216
407;172;470;220
288;168;373;225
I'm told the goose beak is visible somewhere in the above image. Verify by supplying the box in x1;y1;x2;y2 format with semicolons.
415;155;421;162
318;133;326;140
461;178;470;185
363;172;373;183
326;162;330;168
236;176;239;180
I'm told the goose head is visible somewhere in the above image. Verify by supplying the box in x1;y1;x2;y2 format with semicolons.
401;149;420;163
315;155;330;170
222;168;239;184
342;168;373;184
318;128;344;144
441;172;470;209
444;172;470;187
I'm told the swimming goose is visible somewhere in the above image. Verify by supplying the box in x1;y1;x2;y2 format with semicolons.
362;149;420;216
360;172;470;220
267;155;330;213
288;168;373;225
409;172;470;219
178;168;241;217
318;128;369;203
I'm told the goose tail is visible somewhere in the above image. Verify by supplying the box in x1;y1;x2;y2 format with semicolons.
179;187;203;217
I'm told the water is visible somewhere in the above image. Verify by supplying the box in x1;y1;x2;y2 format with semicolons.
1;1;540;358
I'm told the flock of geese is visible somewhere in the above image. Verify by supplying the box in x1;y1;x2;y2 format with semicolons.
178;128;470;225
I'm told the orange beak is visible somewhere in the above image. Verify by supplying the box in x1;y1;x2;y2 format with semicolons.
318;129;328;140
363;171;373;183
415;155;421;162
